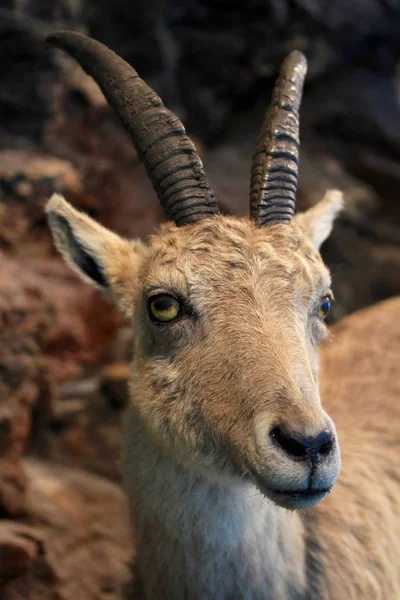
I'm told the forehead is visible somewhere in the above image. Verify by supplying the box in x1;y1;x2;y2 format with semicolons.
141;216;329;295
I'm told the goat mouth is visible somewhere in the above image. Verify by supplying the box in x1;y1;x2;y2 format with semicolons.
247;467;331;509
264;486;331;510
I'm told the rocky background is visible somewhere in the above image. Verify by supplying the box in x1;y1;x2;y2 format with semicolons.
1;1;400;597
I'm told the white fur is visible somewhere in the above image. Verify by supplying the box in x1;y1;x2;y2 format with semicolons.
122;406;307;600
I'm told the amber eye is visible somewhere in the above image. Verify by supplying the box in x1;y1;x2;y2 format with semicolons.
318;296;331;319
148;294;181;323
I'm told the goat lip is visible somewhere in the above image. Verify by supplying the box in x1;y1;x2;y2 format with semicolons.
264;486;332;509
269;487;331;499
246;466;332;508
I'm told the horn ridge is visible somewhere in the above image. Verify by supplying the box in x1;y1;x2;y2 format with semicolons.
46;30;219;226
250;50;307;226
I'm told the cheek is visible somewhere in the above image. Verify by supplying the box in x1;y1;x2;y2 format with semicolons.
310;318;328;345
129;350;247;473
130;359;180;416
306;319;325;377
184;361;256;461
129;358;205;454
306;345;320;382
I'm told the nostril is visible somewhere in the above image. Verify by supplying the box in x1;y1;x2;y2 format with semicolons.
269;426;308;459
316;432;334;456
319;439;333;455
269;427;335;462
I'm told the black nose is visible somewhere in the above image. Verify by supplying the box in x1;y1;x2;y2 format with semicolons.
270;426;334;462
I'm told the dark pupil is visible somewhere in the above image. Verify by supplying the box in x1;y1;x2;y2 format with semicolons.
322;298;330;314
154;298;174;311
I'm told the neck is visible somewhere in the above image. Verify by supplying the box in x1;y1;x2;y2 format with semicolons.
122;407;307;600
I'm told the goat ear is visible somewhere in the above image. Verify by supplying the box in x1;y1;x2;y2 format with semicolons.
46;194;146;318
295;189;343;249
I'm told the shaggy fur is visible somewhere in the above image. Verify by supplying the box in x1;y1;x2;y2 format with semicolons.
46;190;400;599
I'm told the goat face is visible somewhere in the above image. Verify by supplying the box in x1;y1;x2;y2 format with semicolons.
47;190;342;510
45;33;340;510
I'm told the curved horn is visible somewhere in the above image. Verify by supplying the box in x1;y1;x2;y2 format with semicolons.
250;51;307;226
46;31;219;226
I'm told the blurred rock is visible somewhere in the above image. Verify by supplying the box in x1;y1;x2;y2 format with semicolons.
51;399;86;426
0;10;59;145
298;147;379;217
0;150;81;193
168;0;400;140
37;379;123;481
0;253;120;515
103;326;135;364
1;459;132;600
0;521;43;582
0;354;52;516
0;253;119;380
0;149;83;250
0;462;27;519
323;220;400;321
101;363;131;409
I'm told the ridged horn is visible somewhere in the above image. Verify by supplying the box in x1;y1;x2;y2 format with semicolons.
250;50;307;226
46;31;220;226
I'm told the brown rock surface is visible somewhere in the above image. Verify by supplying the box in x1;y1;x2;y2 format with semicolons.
0;252;119;381
1;459;132;600
0;252;120;515
101;363;131;409
37;374;124;481
0;150;83;252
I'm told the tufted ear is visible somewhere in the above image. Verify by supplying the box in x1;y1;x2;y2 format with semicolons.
295;190;343;249
46;194;147;319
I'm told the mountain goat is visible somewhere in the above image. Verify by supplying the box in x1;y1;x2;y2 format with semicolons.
45;31;400;599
